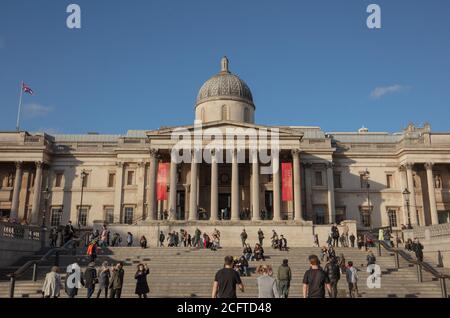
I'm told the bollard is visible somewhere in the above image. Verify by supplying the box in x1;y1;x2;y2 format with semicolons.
32;263;37;281
439;277;447;299
416;264;423;283
9;276;15;298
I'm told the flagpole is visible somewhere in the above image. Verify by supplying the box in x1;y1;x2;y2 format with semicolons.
16;80;23;132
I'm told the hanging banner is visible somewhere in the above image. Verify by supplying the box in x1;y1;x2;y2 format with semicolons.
281;162;293;202
157;163;169;201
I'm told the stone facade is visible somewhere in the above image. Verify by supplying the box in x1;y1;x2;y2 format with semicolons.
1;58;450;233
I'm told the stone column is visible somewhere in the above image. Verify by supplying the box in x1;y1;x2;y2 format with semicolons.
292;149;304;221
304;163;313;220
147;150;158;221
272;155;281;221
425;162;439;225
114;162;124;223
31;161;43;225
398;165;409;225
405;163;418;225
251;150;260;221
189;152;198;221
326;162;336;224
231;150;240;221
10;161;23;221
210;151;218;221
169;160;178;220
136;161;146;221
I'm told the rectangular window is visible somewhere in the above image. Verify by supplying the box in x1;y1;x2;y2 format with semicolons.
388;209;398;228
50;208;63;227
334;172;342;189
78;207;88;227
55;172;63;188
386;174;393;189
108;173;115;188
335;207;346;224
314;205;325;224
105;206;114;224
314;171;323;186
360;209;371;227
124;207;134;224
127;171;134;186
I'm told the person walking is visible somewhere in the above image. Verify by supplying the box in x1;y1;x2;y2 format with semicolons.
194;228;202;248
126;232;133;247
324;257;341;298
87;240;98;263
412;238;424;262
349;233;356;248
109;262;125;298
313;234;320;247
159;231;165;247
240;229;248;247
96;262;110;298
366;250;376;267
258;228;264;246
212;256;244;298
256;265;279;298
135;263;150;298
302;255;331;298
346;261;359;298
84;262;98;298
65;263;84;298
277;259;291;298
140;235;147;249
42;266;63;298
331;224;340;247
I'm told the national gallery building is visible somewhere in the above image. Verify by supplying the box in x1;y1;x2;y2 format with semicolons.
1;57;450;239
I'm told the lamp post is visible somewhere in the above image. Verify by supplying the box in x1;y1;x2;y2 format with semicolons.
42;186;50;228
78;171;87;229
362;169;371;230
403;188;412;229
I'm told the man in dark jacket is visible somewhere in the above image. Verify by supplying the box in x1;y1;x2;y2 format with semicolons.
159;231;165;247
240;229;248;247
257;229;264;246
109;262;125;298
63;221;75;244
84;262;98;298
412;238;424;262
324;257;341;298
277;259;292;298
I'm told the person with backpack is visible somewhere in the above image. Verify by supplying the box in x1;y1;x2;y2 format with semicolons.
324;257;341;298
240;229;248;247
83;262;98;298
302;255;331;298
277;259;292;298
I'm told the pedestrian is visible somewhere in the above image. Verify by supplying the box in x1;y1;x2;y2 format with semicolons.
140;235;147;249
346;261;359;298
256;265;279;298
63;221;75;244
367;250;376;267
84;262;98;298
349;233;356;248
324;257;340;298
313;234;320;247
277;259;291;298
187;233;192;247
111;233;122;247
338;253;346;274
412;238;424;262
302;255;331;298
109;262;125;298
258;228;264;246
42;266;63;298
100;225;109;248
331;223;340;247
357;235;364;250
135;263;150;298
87;240;98;263
127;232;133;247
49;227;57;248
240;229;248;247
279;235;288;251
194;228;202;248
96;261;110;298
159;231;165;247
212;256;244;298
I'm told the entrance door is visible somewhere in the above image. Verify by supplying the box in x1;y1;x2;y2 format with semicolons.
438;211;450;224
265;191;273;220
219;193;231;220
177;191;185;220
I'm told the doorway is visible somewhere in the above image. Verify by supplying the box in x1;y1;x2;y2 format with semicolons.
177;191;185;220
219;193;231;220
264;191;273;220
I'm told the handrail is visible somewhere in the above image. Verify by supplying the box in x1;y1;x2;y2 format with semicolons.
6;231;91;298
375;237;449;298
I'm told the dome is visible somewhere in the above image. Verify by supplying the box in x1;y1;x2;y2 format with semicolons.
196;57;254;107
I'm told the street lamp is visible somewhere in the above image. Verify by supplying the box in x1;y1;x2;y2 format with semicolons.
78;171;87;229
402;188;412;229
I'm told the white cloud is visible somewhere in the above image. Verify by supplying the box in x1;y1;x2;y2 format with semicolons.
370;84;409;99
23;103;52;118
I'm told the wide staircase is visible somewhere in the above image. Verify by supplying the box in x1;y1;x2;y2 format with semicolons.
0;245;445;298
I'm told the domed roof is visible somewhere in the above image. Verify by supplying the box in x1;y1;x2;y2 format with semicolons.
196;57;254;107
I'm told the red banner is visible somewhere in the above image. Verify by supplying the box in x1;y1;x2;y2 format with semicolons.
156;163;169;201
281;162;293;202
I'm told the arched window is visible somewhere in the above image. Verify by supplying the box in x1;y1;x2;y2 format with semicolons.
244;107;250;122
221;105;228;120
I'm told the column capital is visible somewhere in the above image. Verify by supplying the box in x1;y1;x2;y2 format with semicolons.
424;162;435;170
15;161;23;169
137;161;146;168
149;148;159;157
291;148;301;156
405;162;415;170
398;165;406;172
326;161;335;170
116;161;124;168
35;161;44;169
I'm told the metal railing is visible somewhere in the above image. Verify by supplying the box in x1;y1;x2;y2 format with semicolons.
373;235;449;298
6;231;90;298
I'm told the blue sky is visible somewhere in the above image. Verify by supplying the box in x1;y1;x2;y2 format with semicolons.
0;0;449;134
